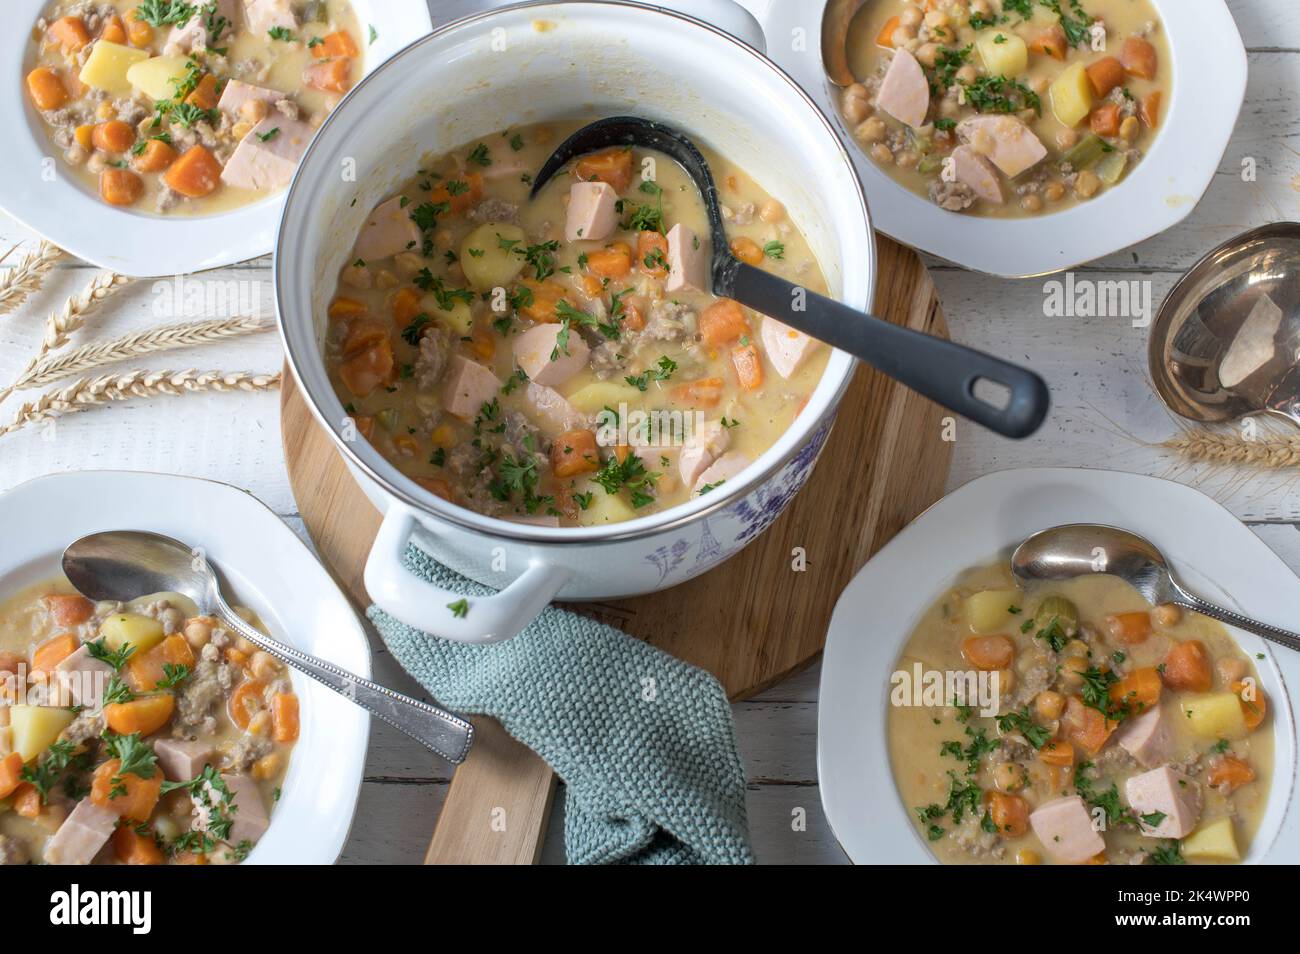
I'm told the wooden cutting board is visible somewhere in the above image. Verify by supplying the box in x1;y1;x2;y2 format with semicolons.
280;235;952;864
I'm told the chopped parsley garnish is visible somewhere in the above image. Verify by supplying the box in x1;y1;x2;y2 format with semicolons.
995;708;1052;749
763;241;785;260
1147;840;1185;865
134;0;196;27
447;599;469;618
400;313;431;346
467;143;492;166
267;26;294;41
155;663;191;690
625;356;677;391
257;127;281;142
86;637;135;671
963;75;1041;115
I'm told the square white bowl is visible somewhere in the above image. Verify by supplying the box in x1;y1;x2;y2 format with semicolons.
0;0;432;277
0;470;371;864
819;468;1298;864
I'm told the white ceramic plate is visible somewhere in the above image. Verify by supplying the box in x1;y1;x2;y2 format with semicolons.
0;0;431;277
758;0;1247;276
818;468;1299;864
0;471;371;864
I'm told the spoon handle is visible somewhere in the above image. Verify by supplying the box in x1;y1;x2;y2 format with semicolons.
1171;591;1300;654
726;262;1050;439
214;602;474;764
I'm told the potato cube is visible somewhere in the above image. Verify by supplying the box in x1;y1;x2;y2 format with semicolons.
421;296;474;338
964;589;1024;634
125;55;192;101
567;381;643;414
460;223;528;292
100;612;165;655
1183;692;1248;740
977;32;1029;77
1181;817;1240;862
579;483;637;526
79;40;151;97
1050;62;1093;127
10;705;76;762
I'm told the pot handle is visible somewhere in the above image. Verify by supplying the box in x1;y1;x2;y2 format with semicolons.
363;504;571;644
651;0;767;52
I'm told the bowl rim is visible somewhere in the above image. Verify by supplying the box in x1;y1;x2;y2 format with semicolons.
818;466;1299;864
275;0;875;546
0;0;432;278
0;469;372;865
764;0;1249;277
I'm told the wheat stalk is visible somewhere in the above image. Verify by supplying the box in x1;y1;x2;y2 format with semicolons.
1162;429;1300;469
0;369;281;440
0;270;131;404
0;241;63;316
11;316;271;391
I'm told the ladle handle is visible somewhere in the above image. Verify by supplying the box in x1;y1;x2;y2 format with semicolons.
213;600;475;764
727;263;1051;439
1171;588;1300;654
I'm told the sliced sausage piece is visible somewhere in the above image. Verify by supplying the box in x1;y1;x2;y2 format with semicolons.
354;195;420;262
524;383;585;433
52;645;115;711
216;79;282;122
665;223;708;294
44;798;118;865
679;419;730;487
154;737;215;782
242;0;296;36
441;355;501;419
957;115;1048;178
761;317;816;379
1114;704;1173;769
950;145;1005;204
513;323;590;387
223;773;270;846
166;0;238;54
564;181;618;243
1028;795;1105;864
692;451;751;495
1125;766;1202;838
876;48;930;128
220;117;315;192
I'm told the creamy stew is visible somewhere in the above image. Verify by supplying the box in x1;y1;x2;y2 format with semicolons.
0;579;298;865
25;0;362;215
890;562;1271;865
839;0;1170;216
324;122;830;527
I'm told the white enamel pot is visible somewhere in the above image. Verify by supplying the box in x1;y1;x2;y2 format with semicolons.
276;0;872;643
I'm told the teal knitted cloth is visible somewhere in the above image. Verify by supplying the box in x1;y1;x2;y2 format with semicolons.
366;545;755;865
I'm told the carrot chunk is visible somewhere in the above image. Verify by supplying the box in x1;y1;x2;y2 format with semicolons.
671;377;725;408
1140;90;1162;128
164;145;223;198
1207;755;1255;793
1233;680;1267;731
0;752;24;799
1085;57;1125;98
1029;25;1067;60
92;120;136;154
586;242;632;279
1161;640;1213;693
518;279;566;323
1062;696;1116;756
132;137;178;173
311;30;359;59
961;634;1015;671
26;67;69;111
551;429;600;478
49;16;91;50
730;237;763;265
731;342;764;391
430;171;483;215
91;759;163;822
339;339;395;397
699;299;749;347
44;593;94;628
1119;36;1158;79
636;231;669;278
100;168;144;206
391;287;422;329
271;692;300;742
1109;666;1162;713
574;147;634;194
986;791;1029;837
112;825;165;865
1105;611;1151;645
876;14;901;48
105;693;175;736
100;15;128;44
1089;102;1121;137
304;57;352;92
186;73;220;110
32;632;79;675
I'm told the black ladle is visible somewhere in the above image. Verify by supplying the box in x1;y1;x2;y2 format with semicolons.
531;117;1050;438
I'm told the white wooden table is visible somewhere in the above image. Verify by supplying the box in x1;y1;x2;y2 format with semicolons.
1;0;1296;864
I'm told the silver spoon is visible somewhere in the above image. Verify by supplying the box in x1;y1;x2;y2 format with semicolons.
1149;222;1300;428
1011;524;1300;653
62;531;474;764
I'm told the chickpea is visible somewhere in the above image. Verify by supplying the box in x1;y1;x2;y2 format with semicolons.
759;198;785;223
869;143;895;165
1020;194;1043;213
184;616;214;648
899;5;924;28
1153;604;1182;627
1056;128;1079;150
892;25;917;46
1034;690;1066;721
1075;170;1101;198
971;0;991;15
253;751;284;780
896;150;920;169
434;228;455;250
393;252;424;278
86;151;107;174
842;83;872;125
855;116;888;143
1216;657;1248;686
248;710;272;737
1059;655;1089;689
1062;638;1090;658
64;145;87;166
1044;181;1066;202
956;64;978;85
239;99;269;123
375;269;399;290
250;651;280;681
994;761;1028;792
915;42;940;67
1016;848;1042;865
939;97;961;119
994;667;1016;695
96;102;115;121
340;262;372;289
231;121;253;141
923;10;950;29
1119;115;1140;142
235;635;257;655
